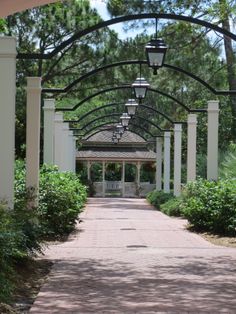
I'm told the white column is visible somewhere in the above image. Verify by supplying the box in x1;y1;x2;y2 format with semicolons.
136;161;141;186
164;132;171;193
122;161;125;197
61;123;70;172
174;124;182;196
87;161;91;180
54;112;64;171
43;99;55;165
102;161;105;197
156;137;162;191
207;100;220;181
0;37;16;208
68;130;74;172
187;114;197;182
72;137;77;173
26;77;42;206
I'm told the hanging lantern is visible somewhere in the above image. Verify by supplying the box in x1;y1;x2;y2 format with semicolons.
120;112;131;127
132;77;150;100
145;38;167;75
125;98;139;116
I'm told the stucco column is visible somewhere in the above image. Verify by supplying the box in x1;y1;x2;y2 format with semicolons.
72;137;77;173
61;123;70;172
122;161;125;197
43;99;55;165
87;161;91;180
164;132;171;193
174;124;182;196
0;37;16;208
207;100;220;181
102;161;106;197
187;114;197;182
54;112;64;171
26;77;42;206
156;137;163;191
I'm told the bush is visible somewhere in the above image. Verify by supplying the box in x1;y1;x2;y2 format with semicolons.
219;143;236;179
160;197;183;217
38;165;87;237
182;178;236;235
147;190;174;209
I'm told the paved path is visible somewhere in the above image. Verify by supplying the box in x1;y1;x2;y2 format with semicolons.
30;198;236;313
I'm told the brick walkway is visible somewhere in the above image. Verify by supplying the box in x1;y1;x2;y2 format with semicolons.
30;198;236;313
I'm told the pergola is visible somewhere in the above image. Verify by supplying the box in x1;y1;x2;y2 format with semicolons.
77;129;157;197
0;5;235;208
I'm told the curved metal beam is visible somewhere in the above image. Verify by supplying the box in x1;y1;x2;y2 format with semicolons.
57;85;196;112
18;13;236;59
64;102;180;125
78;113;170;132
83;120;157;139
42;60;236;96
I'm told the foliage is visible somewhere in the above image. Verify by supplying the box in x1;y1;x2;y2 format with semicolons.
160;197;183;217
181;178;236;235
38;165;87;237
147;190;174;208
219;143;236;178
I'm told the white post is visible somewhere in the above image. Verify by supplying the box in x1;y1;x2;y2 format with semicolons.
26;77;42;206
72;137;77;173
156;137;162;191
164;132;171;193
0;37;16;208
122;161;125;197
87;161;91;180
54;112;64;171
102;161;106;197
43;99;55;165
207;100;220;181
68;130;74;172
187;114;197;182
61;123;70;172
174;124;182;196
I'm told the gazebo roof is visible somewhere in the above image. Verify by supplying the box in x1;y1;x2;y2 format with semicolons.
77;130;156;162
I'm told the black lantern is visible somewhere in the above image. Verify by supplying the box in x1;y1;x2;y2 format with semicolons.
125;99;139;116
116;123;124;134
112;134;119;144
145;38;167;75
120;112;131;127
132;77;150;100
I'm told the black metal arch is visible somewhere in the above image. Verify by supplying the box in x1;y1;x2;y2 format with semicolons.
83;120;157;139
64;102;181;125
18;13;236;59
83;127;150;141
42;60;235;96
78;113;171;132
57;85;204;113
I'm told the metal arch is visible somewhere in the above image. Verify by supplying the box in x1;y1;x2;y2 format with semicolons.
64;102;181;125
78;113;171;132
83;127;150;141
56;85;196;112
42;60;236;96
83;120;157;139
17;13;236;59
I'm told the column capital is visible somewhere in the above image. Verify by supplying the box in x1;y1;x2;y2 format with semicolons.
54;112;63;122
43;99;55;111
207;100;220;113
26;77;42;92
164;131;171;138
0;37;17;57
187;113;197;125
174;124;182;132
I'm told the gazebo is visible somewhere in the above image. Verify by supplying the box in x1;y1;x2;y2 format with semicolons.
76;129;157;197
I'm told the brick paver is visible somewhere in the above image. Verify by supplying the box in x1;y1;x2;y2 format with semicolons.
30;198;236;313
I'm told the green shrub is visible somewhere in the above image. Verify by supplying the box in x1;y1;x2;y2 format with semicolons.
147;190;174;209
182;178;236;235
160;197;183;217
38;165;87;237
